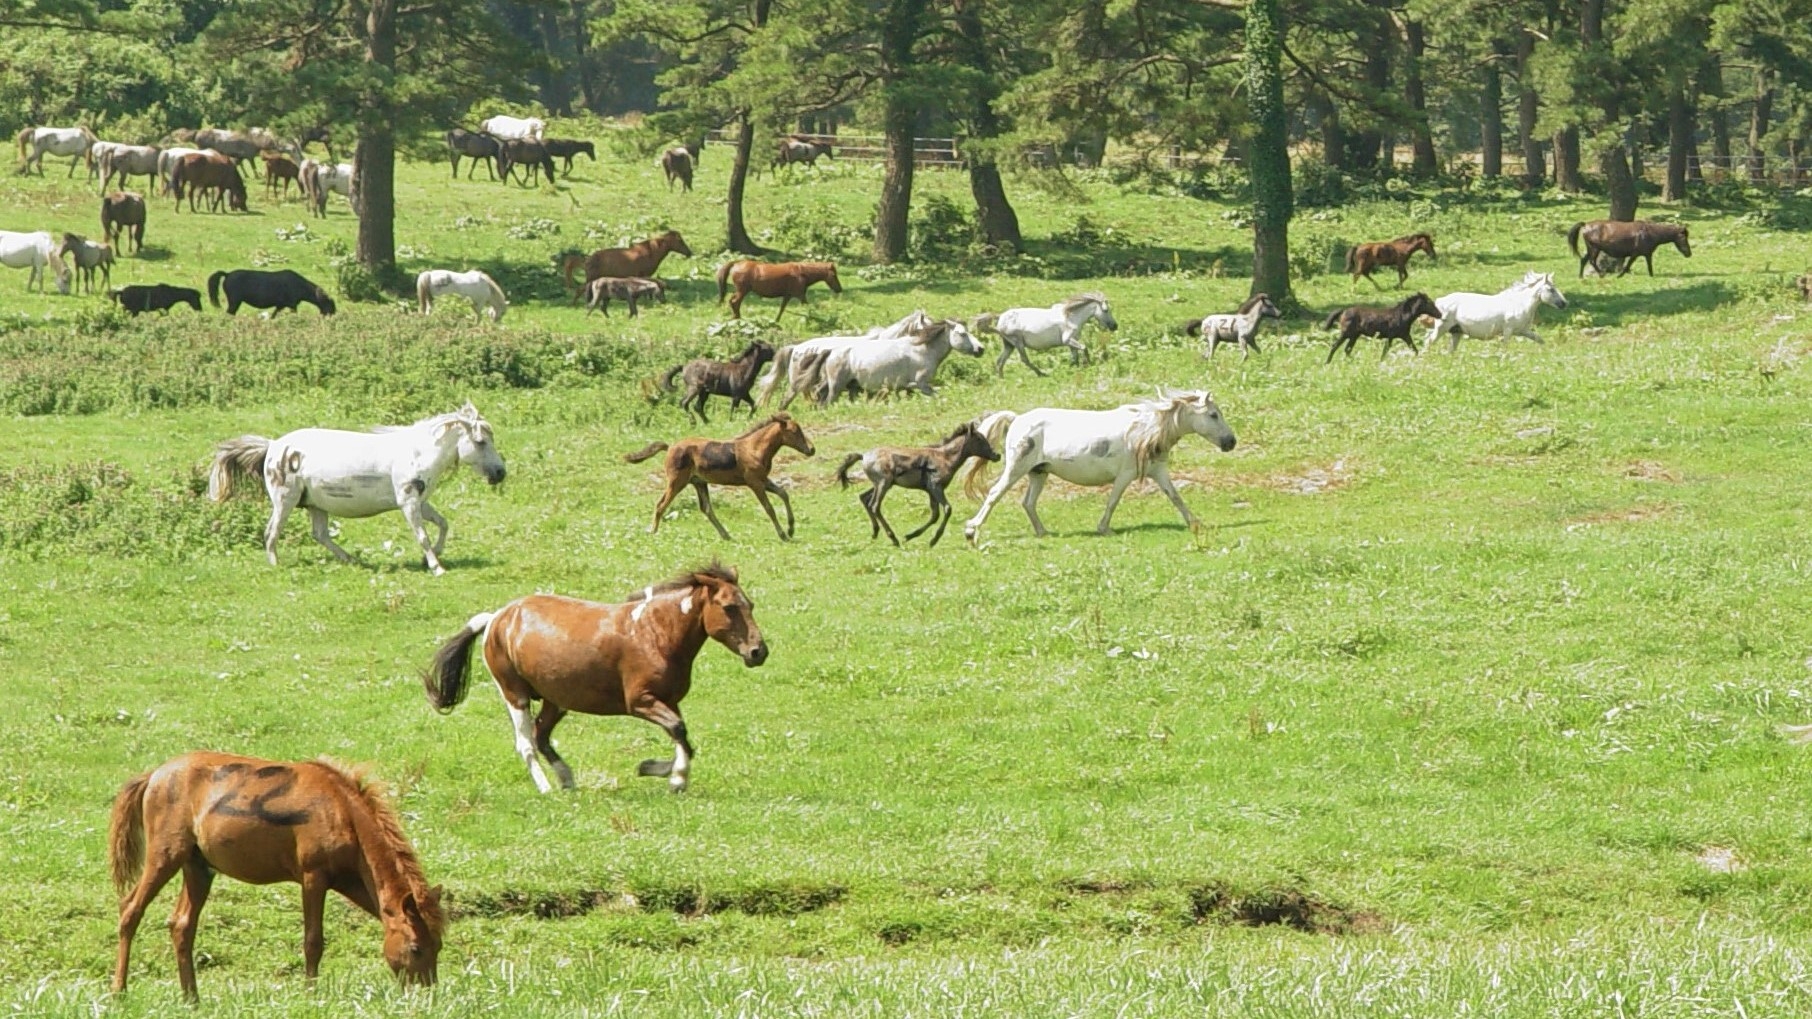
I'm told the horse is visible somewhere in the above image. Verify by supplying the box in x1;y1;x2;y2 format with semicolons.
716;260;842;321
208;269;336;316
623;414;815;541
1185;293;1283;360
660;146;695;191
417;269;507;322
156;147;206;196
16;125;95;176
101;192;147;254
1321;292;1441;362
87;139;126;180
773;136;833;170
57;233;112;293
113;283;201;315
479;114;545;141
302;161;355;217
98;144;160;193
564;231;692;298
1426;271;1569;352
541;138;594;175
108;752;444;1000
581;276;664;317
0;230;71;293
971;292;1118;375
207;402;506;575
658;342;775;423
757;311;933;410
193;128;269;175
172;152;247;213
1346;233;1436;288
813;319;984;405
445;129;502;180
963;389;1237;542
1568;220;1691;278
262;152;301;198
422;564;767;793
497;139;557;186
836;421;999;547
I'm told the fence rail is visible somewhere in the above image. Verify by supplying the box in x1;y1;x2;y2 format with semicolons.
707;130;964;167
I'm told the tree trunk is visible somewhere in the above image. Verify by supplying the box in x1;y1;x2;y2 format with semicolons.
1246;0;1292;300
354;0;396;274
726;111;761;254
1701;56;1729;179
537;7;573;114
1516;32;1543;186
1313;93;1348;169
1664;80;1691;200
1604;141;1637;219
1353;30;1390;172
871;0;928;264
1403;19;1437;176
1554;128;1583;191
954;0;1020;251
568;0;598;111
1481;50;1504;178
1748;73;1772;185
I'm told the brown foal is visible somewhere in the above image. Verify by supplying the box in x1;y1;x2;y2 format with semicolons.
624;413;816;540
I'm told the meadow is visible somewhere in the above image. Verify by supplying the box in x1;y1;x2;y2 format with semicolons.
5;131;1812;1016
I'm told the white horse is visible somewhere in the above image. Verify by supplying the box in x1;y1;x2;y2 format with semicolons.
972;292;1118;376
99;144;161;193
87;139;127;181
816;319;985;404
1426;271;1569;352
17;126;95;177
479;115;545;141
1187;293;1284;360
963;389;1237;542
418;269;508;322
758;310;933;409
0;230;71;293
206;402;507;576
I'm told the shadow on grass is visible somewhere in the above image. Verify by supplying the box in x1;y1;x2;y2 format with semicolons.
132;245;175;263
1568;280;1735;325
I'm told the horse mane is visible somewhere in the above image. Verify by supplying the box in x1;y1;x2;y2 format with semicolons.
737;412;792;439
318;759;446;938
630;561;740;601
907;319;953;346
941;421;976;444
1124;393;1194;473
1235;293;1269;314
1063;291;1108;313
1396;232;1433;243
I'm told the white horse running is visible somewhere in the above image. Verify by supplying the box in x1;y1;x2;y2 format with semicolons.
1187;293;1284;360
17;126;95;177
418;269;508;322
0;230;71;293
816;319;984;404
963;389;1237;542
758;310;933;408
972;292;1118;376
1426;271;1569;352
206;402;507;575
479;115;545;141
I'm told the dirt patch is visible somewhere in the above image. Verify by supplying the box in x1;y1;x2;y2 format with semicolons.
1621;460;1681;483
454;880;845;920
1187;883;1385;935
1566;503;1672;529
1695;846;1745;874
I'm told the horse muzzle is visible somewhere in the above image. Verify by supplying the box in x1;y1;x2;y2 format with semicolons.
1217;435;1238;452
742;642;769;667
484;467;507;486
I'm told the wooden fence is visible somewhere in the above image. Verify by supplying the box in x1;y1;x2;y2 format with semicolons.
708;130;964;167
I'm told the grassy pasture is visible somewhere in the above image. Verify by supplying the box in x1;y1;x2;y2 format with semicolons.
6;132;1812;1015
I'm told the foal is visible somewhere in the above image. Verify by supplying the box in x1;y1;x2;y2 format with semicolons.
582;275;665;317
835;421;1000;547
1186;293;1283;360
1322;292;1440;362
658;341;775;423
1346;233;1436;288
624;413;815;540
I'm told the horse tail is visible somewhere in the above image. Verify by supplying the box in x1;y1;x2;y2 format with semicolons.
1184;318;1205;338
1344;246;1358;273
1567;222;1584;257
964;411;1017;500
969;312;998;335
484;274;506;314
1320;309;1342;331
423;611;494;713
207;270;226;307
109;771;150;896
716;260;736;303
658;364;684;394
15;128;27;161
208;435;269;502
757;345;793;405
416;272;432;314
835;453;862;489
624;441;670;464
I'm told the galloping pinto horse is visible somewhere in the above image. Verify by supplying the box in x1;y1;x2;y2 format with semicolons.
624;414;815;540
422;564;769;793
1346;232;1436;288
563;230;692;300
1568;219;1691;278
716;260;841;321
109;753;444;1000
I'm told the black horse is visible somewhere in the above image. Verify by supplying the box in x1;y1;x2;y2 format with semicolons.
208;270;337;316
445;128;502;180
113;284;202;315
497;139;558;186
541;138;595;176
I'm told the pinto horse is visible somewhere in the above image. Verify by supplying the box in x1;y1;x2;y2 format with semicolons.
624;413;815;541
1568;220;1691;278
422;564;768;793
1347;232;1436;288
716;260;842;321
563;230;693;300
109;753;444;1000
836;421;1000;547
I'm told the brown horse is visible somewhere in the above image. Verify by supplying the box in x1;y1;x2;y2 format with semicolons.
658;341;776;423
422;564;768;793
624;413;815;540
262;152;300;198
1347;232;1436;288
108;752;444;1000
101;191;145;254
1568;219;1691;278
835;421;1000;548
1322;292;1440;362
171;152;246;213
563;230;692;300
716;260;841;321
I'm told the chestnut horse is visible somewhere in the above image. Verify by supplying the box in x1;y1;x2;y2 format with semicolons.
716;260;841;321
1567;219;1691;278
562;230;692;300
624;413;815;540
1347;232;1436;288
109;752;444;1000
422;564;769;793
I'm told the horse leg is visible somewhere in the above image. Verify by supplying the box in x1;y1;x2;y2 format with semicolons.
1021;471;1052;537
1149;462;1202;533
533;702;576;789
398;490;447;575
299;871;330;983
754;478;793;540
911;486;951;545
1324;337;1344;365
420;501;450;555
306;507;355;564
1402;331;1421;356
965;444;1034;543
994;342;1012;376
858;486;882;540
773;296;791;324
1643;253;1655;276
869;478;901;547
648;474;687;534
693;480;733;540
1016;340;1047;377
1094;470;1138;536
632;697;696;792
113;845;187;992
169;858;214;1001
1379;336;1394;360
264;486;301;566
502;692;555;793
1395;264;1408;288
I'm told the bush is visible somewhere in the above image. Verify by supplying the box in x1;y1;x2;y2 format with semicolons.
910;194;976;259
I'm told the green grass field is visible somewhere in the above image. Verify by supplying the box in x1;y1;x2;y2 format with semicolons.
6;129;1812;1016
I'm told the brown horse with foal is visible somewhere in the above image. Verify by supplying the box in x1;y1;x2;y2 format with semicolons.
716;259;841;321
1347;232;1436;287
563;230;692;301
1568;219;1691;278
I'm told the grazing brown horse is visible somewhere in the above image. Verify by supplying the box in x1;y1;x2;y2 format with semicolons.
658;341;776;423
660;146;695;191
1322;292;1440;362
624;413;815;540
422;564;768;793
1347;232;1436;288
1568;219;1691;278
171;152;246;213
101;191;145;254
835;421;1000;548
563;230;693;300
109;752;444;1000
716;260;841;321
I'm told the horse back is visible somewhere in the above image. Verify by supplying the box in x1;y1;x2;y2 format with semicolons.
484;595;638;715
142;753;354;885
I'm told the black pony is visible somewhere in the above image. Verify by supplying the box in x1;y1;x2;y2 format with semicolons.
113;284;202;315
208;270;337;316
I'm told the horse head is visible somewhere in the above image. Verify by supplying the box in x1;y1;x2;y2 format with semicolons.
771;412;816;458
448;401;506;485
692;564;768;667
1415;234;1437;259
1674;225;1692;257
817;263;843;294
380;884;443;987
942;320;984;356
1528;272;1568;309
1070;292;1117;330
1159;387;1237;452
1403;292;1440;321
657;230;692;258
954;421;1001;464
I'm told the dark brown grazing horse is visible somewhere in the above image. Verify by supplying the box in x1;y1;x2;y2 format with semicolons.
1322;292;1440;362
1568;219;1691;278
563;230;693;300
835;421;1000;548
101;191;145;253
716;260;841;321
171;152;247;213
109;752;444;1000
262;152;300;198
624;413;815;540
661;146;695;191
658;341;776;423
1347;232;1436;288
422;564;768;793
498;138;558;186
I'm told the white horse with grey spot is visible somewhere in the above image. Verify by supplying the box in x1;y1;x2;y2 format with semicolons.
206;402;506;575
963;389;1236;542
757;309;933;409
971;292;1118;375
814;318;985;404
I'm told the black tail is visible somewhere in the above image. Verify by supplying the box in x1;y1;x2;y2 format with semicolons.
423;613;491;713
1567;222;1584;258
1183;318;1205;337
835;452;862;489
1321;309;1342;330
659;364;684;394
207;270;226;308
